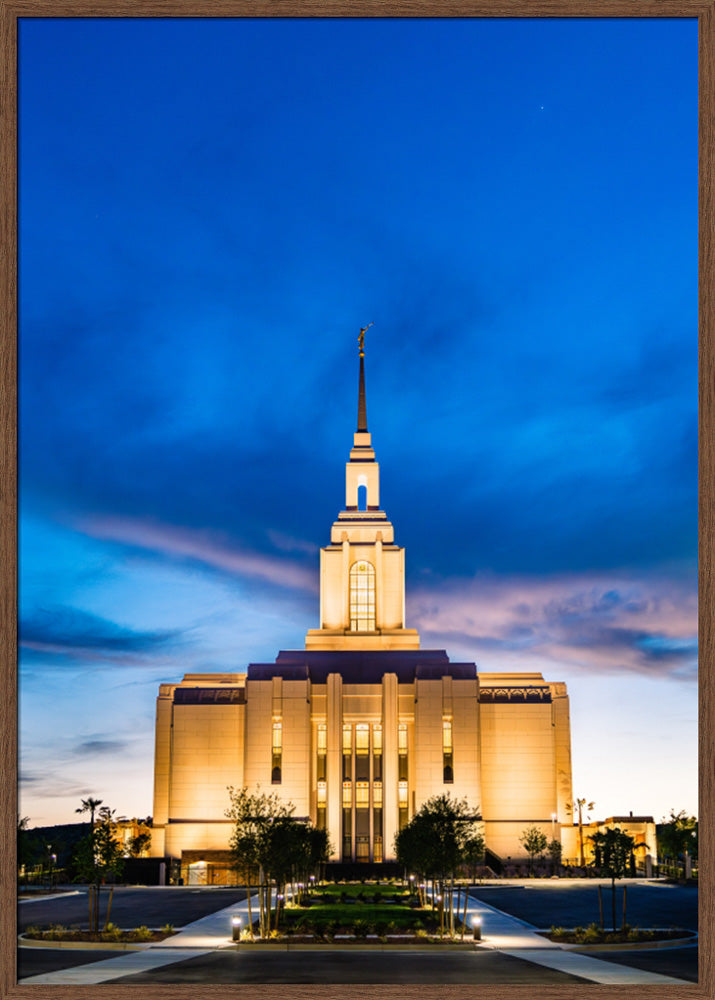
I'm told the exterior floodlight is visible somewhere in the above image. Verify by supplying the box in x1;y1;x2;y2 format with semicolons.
232;915;242;942
472;915;482;941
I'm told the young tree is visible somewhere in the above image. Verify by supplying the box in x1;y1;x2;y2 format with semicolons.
225;787;328;937
72;804;124;933
590;826;640;930
547;838;563;875
658;810;698;866
394;793;482;937
519;826;548;875
126;831;151;858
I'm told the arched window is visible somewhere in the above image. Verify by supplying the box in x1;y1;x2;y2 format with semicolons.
357;483;367;511
349;561;376;631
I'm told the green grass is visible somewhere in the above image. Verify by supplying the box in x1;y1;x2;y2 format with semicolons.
284;904;429;930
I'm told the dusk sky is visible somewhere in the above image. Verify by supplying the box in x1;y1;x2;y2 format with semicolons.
19;17;697;830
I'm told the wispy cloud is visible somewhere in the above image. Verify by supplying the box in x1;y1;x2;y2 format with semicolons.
410;573;697;681
78;516;319;594
20;605;186;665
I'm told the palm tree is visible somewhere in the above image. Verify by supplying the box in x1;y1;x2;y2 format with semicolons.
75;797;103;828
568;798;595;868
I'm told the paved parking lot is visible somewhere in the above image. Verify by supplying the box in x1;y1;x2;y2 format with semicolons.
469;881;698;931
18;886;247;934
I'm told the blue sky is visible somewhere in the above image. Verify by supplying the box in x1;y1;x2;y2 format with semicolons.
19;17;697;828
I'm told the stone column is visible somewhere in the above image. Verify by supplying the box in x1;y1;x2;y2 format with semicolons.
341;535;350;629
326;672;343;861
382;672;398;860
375;533;383;629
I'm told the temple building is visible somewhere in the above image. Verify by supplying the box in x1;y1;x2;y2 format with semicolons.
151;334;580;874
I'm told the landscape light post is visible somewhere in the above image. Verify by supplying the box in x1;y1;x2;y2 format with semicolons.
472;915;482;941
232;916;242;942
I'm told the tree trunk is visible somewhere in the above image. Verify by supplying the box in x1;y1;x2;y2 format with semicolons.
597;884;603;929
246;870;253;940
103;887;114;931
622;884;627;931
258;869;265;938
611;877;616;932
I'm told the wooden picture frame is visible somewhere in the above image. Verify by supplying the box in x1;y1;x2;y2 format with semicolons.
1;3;709;998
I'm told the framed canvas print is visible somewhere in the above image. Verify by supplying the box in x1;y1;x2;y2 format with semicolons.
2;3;708;999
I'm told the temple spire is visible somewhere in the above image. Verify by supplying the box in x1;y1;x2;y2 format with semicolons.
357;322;373;432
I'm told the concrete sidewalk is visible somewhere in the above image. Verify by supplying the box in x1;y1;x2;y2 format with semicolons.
18;893;262;984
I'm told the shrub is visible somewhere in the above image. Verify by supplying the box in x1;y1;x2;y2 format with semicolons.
583;924;601;943
352;919;369;937
132;925;153;941
573;926;585;942
550;925;565;939
160;923;174;936
627;926;641;942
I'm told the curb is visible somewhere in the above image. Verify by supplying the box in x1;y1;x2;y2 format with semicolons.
234;942;477;952
18;934;152;952
567;934;698;953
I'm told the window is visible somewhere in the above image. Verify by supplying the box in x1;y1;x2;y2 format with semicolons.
373;724;383;781
355;723;369;780
349;561;376;631
317;723;327;781
443;718;454;784
398;780;409;830
342;724;352;780
317;781;326;830
272;721;282;784
398;723;408;781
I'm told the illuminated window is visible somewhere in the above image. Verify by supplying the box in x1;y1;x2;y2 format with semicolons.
356;782;369;808
342;782;352;807
317;723;327;781
443;718;454;784
398;780;409;830
373;782;383;806
356;724;369;753
355;723;369;779
272;721;282;784
317;781;327;806
349;561;376;631
373;724;383;780
342;724;352;780
398;723;408;781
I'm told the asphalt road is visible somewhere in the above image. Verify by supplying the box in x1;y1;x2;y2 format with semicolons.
470;882;698;932
18;886;247;933
109;949;588;984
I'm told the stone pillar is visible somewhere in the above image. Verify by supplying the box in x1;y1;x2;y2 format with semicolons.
382;673;398;860
375;533;383;629
326;673;343;861
341;535;350;629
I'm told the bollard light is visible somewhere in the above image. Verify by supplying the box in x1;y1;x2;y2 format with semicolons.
472;916;482;942
232;915;242;942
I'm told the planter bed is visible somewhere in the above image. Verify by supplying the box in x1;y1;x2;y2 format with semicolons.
539;928;697;950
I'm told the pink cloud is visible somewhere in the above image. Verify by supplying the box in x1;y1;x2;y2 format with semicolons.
409;572;697;680
77;517;319;594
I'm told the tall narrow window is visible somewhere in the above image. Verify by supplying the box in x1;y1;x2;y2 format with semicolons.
398;723;408;781
317;723;327;782
272;721;282;784
342;724;352;781
317;781;327;830
342;782;352;860
373;723;383;781
398;780;409;830
355;723;369;780
349;561;376;631
443;718;454;784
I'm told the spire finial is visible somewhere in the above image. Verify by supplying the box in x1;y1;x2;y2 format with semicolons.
358;321;373;358
357;322;373;431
